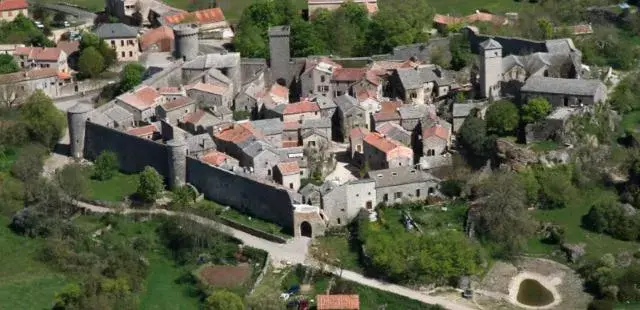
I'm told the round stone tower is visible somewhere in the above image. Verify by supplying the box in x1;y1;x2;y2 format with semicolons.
167;135;187;189
67;103;93;159
173;24;199;62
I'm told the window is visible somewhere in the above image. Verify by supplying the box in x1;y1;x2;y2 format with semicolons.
394;192;402;199
300;171;303;175
308;141;316;147
120;40;124;46
267;169;271;176
427;149;435;156
356;145;362;152
129;51;133;57
366;201;372;209
322;86;329;92
383;194;388;202
410;92;417;99
337;218;341;224
121;51;125;58
289;183;293;189
428;187;435;195
321;75;325;83
416;189;421;197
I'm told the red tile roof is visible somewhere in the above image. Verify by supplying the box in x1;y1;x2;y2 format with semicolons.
0;68;61;83
215;123;261;144
332;67;367;82
277;161;300;175
164;7;226;25
118;86;162;110
140;26;174;51
364;132;405;153
317;294;360;310
161;97;192;110
423;124;450;140
127;124;158;137
270;83;289;99
182;109;206;124
364;70;381;86
373;101;401;122
188;82;228;95
14;47;64;61
355;88;377;102
0;0;27;11
350;127;369;140
564;23;593;35
282;101;320;115
201;150;232;166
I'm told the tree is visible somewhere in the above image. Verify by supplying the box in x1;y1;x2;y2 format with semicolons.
78;46;105;79
359;160;370;178
458;115;491;159
56;163;90;200
53;283;82;310
169;185;195;210
476;172;535;257
205;290;244;310
10;143;48;182
450;34;473;70
522;97;552;123
119;63;145;93
232;20;268;58
19;90;67;148
93;151;119;181
0;54;18;74
485;100;519;136
136;166;164;202
537;18;553;40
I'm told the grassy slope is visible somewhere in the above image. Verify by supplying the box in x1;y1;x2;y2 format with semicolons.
138;254;200;310
378;0;537;15
0;217;68;310
527;188;638;260
89;172;139;202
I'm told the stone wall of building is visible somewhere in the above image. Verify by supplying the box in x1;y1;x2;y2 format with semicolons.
186;157;296;229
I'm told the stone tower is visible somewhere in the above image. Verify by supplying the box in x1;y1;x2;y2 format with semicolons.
268;25;291;86
67;103;93;159
479;38;503;99
173;24;199;62
166;134;187;189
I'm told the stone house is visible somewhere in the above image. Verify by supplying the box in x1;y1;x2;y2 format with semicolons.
266;83;289;105
251;118;284;148
301;129;330;151
525;107;577;144
363;132;413;170
126;123;159;140
520;76;607;107
0;0;27;22
312;95;337;119
214;123;281;179
180;108;231;135
0;68;74;100
389;65;452;105
332;67;367;98
95;23;140;62
156;97;196;124
376;122;411;146
352;70;383;101
349;127;369;164
241;140;281;179
275;161;301;191
14;47;68;73
300;57;339;98
421;123;451;157
162;8;233;39
398;104;431;132
93;102;135;129
335;94;368;141
186;81;232;108
372;100;402;128
114;85;165;122
158;86;186;101
139;26;174;53
369;166;440;204
199;149;240;168
268;100;321;123
452;101;486;133
301;118;332;140
321;179;376;226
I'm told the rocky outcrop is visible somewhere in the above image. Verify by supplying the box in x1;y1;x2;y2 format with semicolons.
495;138;538;171
562;243;586;263
539;150;571;168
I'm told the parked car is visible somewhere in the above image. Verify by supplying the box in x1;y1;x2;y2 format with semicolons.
63;21;70;27
286;284;300;294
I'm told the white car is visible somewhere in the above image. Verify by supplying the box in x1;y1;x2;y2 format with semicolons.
63;21;70;27
279;293;290;301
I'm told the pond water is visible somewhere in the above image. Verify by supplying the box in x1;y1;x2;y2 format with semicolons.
516;279;555;307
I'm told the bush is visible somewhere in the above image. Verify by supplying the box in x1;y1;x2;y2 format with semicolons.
439;179;463;198
582;202;640;241
136;166;164;203
485;100;519;136
93;151;118;180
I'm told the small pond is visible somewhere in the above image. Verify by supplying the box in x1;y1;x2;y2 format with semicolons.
516;279;555;307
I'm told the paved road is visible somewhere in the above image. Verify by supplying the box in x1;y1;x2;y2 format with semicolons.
28;2;96;22
73;200;477;310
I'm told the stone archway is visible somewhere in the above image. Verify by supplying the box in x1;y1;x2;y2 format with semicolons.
300;221;312;237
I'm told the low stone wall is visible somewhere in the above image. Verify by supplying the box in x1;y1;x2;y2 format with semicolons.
218;216;288;244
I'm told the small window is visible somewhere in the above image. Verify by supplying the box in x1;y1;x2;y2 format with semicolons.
121;51;125;58
120;40;124;46
416;189;421;197
383;194;388;202
289;183;293;189
321;75;325;83
129;51;133;57
394;192;402;199
337;218;341;224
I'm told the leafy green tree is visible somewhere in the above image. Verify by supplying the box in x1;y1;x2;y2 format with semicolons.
137;166;164;202
53;283;82;309
458;115;491;159
537;18;553;39
78;46;105;78
522;97;552;123
536;167;575;209
485;100;519;136
80;32;101;50
233;20;268;58
119;63;145;93
170;185;195;210
94;151;119;181
205;290;244;310
10;143;48;182
450;34;472;70
56;163;90;200
291;16;326;57
366;9;416;54
98;42;117;69
19;90;66;148
0;54;19;74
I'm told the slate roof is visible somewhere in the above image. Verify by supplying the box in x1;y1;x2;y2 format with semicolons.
479;38;502;50
335;94;362;114
95;23;139;39
313;95;337;110
521;76;605;96
453;102;486;118
242;140;276;158
545;38;575;54
251;118;284;136
398;104;429;120
301;118;331;129
301;128;329;140
183;53;240;70
99;103;133;123
187;133;215;154
376;122;410;143
161;97;194;111
369;166;439;188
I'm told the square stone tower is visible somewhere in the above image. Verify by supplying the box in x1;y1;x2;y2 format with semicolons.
268;25;291;86
479;38;503;99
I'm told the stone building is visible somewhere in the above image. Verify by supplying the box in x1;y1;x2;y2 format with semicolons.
199;149;239;168
332;67;367;98
300;57;338;99
275;161;301;191
139;26;174;52
162;8;233;39
0;0;27;22
363;132;413;170
321;179;376;226
268;26;291;86
368;166;440;204
0;68;74;100
335;94;367;140
275;100;321;123
182;53;241;95
95;23;140;62
389;64;452;105
156;97;196;124
376;122;411;146
349;127;369;165
14;47;68;73
520;76;607;107
525;107;577;144
186;81;232;108
114;85;165;122
479;38;503;99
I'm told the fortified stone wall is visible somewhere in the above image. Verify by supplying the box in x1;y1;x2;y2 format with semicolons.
464;28;548;56
84;121;171;177
186;157;296;229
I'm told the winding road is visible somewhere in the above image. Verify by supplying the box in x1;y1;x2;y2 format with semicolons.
72;200;476;310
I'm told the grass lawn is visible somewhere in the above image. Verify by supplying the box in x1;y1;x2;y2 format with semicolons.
88;172;139;202
527;187;639;260
379;0;537;15
138;254;200;310
529;140;560;153
0;216;69;310
621;111;640;133
313;235;363;272
220;206;290;238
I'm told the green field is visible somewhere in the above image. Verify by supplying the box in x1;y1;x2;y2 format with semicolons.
0;216;69;310
378;0;536;15
89;171;139;202
139;254;200;310
527;187;638;261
